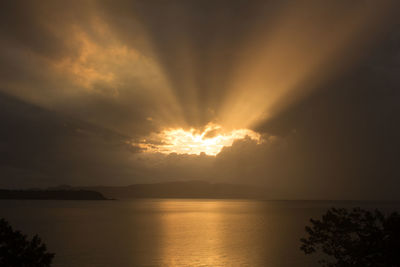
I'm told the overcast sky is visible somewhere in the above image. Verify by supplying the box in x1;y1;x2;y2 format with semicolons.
1;0;399;200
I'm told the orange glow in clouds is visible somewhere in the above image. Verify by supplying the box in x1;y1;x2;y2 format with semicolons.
136;123;261;156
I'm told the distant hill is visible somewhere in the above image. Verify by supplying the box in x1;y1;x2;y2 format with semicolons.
0;189;108;200
50;181;266;199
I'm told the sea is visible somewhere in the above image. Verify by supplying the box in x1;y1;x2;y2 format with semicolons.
0;199;399;267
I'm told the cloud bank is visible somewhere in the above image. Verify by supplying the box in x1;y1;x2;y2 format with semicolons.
0;0;399;199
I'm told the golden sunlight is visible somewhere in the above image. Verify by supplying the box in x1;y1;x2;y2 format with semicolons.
135;123;261;156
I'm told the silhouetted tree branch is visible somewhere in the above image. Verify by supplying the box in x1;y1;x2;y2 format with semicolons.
0;218;54;267
300;207;400;267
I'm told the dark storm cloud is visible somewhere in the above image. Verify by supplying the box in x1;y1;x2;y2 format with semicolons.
251;26;400;199
0;92;143;187
0;0;98;61
0;0;399;200
0;0;168;137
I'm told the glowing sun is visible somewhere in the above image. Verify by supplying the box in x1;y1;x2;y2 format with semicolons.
135;123;261;156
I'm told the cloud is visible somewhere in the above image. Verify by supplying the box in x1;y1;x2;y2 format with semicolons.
0;0;399;199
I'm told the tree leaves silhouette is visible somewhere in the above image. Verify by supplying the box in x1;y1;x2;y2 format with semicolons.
0;218;54;267
300;207;400;267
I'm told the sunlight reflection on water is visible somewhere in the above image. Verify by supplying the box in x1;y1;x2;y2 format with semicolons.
157;200;267;266
0;199;398;267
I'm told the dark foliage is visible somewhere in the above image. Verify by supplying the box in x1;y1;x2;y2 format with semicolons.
300;207;400;267
0;218;54;267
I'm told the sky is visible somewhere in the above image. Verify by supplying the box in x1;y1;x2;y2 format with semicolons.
0;0;399;200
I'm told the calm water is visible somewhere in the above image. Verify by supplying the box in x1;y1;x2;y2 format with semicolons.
0;199;399;267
